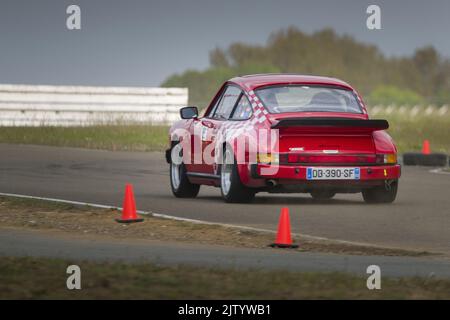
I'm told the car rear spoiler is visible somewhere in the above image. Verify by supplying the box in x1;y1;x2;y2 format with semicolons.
271;118;389;130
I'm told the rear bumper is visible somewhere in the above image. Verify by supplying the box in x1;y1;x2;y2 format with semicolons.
251;164;401;182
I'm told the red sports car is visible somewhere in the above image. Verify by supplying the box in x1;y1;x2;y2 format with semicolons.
166;74;400;203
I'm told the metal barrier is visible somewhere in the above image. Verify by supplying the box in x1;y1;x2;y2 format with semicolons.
0;84;188;126
368;105;449;117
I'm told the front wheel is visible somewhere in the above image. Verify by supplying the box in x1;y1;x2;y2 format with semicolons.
170;143;200;198
220;147;255;203
362;180;398;204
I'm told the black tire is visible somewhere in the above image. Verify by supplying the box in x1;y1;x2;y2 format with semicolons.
169;143;200;198
362;180;398;204
310;190;336;200
220;147;255;203
403;152;448;166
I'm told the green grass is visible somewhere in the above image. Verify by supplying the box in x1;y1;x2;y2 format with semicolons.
0;125;169;152
1;256;449;299
382;113;450;154
0;113;448;154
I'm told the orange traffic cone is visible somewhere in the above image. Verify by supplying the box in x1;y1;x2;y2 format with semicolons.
115;184;144;223
422;140;431;155
270;207;298;248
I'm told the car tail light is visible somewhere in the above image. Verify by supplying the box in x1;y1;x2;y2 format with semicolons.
376;154;397;164
288;154;298;163
257;153;279;164
385;154;397;164
375;154;384;164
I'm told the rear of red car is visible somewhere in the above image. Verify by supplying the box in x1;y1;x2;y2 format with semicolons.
238;79;401;203
250;116;400;200
168;75;400;203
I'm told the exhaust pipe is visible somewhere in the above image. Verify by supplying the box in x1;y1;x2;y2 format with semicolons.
267;179;278;187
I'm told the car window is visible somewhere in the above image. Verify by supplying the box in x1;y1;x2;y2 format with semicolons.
212;86;241;120
231;94;252;120
255;85;362;114
206;88;224;118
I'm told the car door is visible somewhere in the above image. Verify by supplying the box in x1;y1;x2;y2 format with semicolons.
200;85;242;175
186;85;226;174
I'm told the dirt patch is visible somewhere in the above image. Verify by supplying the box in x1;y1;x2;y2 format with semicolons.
0;196;431;257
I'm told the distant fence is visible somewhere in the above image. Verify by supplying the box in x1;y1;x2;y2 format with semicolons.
367;105;449;117
0;84;188;126
0;84;447;127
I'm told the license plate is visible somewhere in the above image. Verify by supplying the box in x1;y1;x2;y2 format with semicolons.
306;167;360;180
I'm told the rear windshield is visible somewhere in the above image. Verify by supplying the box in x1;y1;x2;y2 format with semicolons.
255;85;363;114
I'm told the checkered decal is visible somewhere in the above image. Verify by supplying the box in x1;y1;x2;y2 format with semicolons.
247;90;270;123
217;89;270;140
210;89;275;174
354;91;367;115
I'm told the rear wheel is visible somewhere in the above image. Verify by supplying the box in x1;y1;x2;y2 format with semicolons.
310;190;336;200
362;180;398;204
220;147;255;203
170;143;200;198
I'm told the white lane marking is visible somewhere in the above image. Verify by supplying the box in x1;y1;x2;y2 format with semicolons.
0;192;412;251
0;192;146;214
429;168;450;175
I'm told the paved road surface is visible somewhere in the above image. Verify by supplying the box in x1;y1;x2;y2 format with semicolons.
1;228;450;278
0;144;449;256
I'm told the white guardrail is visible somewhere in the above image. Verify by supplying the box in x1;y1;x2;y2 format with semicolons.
368;105;449;117
0;84;447;127
0;84;188;126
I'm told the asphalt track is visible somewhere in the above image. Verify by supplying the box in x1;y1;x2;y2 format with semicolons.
0;143;449;257
2;228;450;278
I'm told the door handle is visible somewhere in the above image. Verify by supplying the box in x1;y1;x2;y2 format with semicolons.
201;120;215;129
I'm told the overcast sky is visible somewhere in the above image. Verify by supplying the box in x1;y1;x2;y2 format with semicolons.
1;0;449;86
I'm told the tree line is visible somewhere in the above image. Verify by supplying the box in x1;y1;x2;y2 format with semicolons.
162;27;450;109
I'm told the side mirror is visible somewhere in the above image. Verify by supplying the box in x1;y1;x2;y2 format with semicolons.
180;106;199;119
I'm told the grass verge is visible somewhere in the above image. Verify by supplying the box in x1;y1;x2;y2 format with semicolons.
1;256;449;299
0;195;430;257
381;113;450;154
0;125;169;152
0;112;448;154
